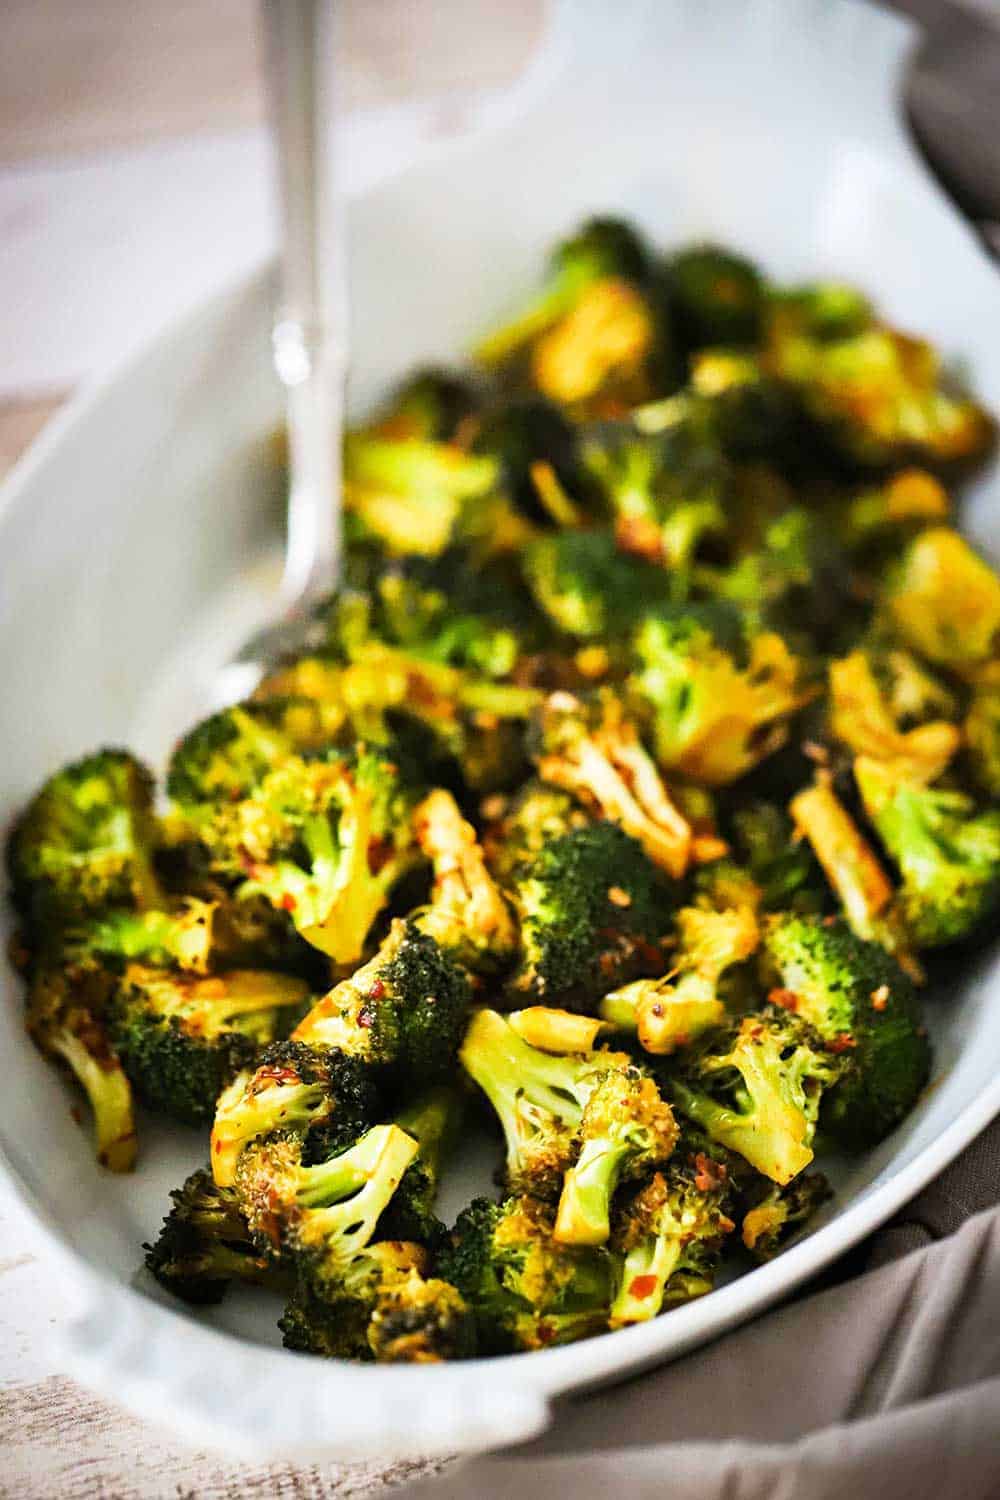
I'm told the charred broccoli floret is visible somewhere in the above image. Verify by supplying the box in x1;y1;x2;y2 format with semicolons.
884;528;1000;677
609;1158;735;1325
166;698;342;810
25;958;136;1172
760;912;931;1148
144;1167;289;1304
601;902;759;1055
532;691;696;876
210;1039;377;1188
664;243;765;350
292;920;473;1082
440;1194;613;1353
412;788;518;975
669;1007;846;1184
460;1009;676;1242
730;802;830;915
740;1170;833;1262
827;649;960;783
473;396;591;521
106;964;310;1126
855;759;1000;950
483;779;583;884
631;612;813;786
582;422;729;575
8;750;160;935
504;822;677;1010
523;530;668;639
194;747;421;964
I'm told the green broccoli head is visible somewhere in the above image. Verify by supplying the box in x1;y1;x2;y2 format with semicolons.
505;822;677;1010
166;698;343;809
710;507;851;639
740;1170;833;1263
582;422;729;574
367;1265;477;1363
760;912;931;1148
440;1194;613;1353
144;1167;289;1305
197;746;422;964
669;1007;847;1184
483;779;583;885
883;529;1000;676
731;801;831;914
210;1039;378;1188
107;963;310;1126
630;611;812;786
292;920;473;1082
609;1159;735;1325
473;396;592;522
664;243;765;350
25;957;136;1172
523;530;668;640
8;749;161;935
855;765;1000;951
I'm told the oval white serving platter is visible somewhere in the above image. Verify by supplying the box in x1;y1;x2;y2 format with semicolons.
1;0;998;1465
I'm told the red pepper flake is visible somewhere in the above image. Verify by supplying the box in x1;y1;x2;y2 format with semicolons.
768;987;799;1013
628;1274;660;1300
828;1032;857;1054
536;1321;557;1345
693;1153;728;1192
357;1007;374;1030
368;837;393;875
368;979;385;1001
822;915;839;928
870;985;890;1011
651;1002;664;1018
281;892;297;912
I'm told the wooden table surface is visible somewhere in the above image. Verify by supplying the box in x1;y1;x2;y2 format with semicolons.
0;4;539;1495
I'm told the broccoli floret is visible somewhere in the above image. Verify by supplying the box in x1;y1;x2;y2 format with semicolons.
554;1064;678;1246
608;1159;735;1325
368;367;479;443
412;789;518;975
731;802;830;914
965;686;1000;800
278;1240;472;1363
839;468;950;555
504;822;677;1010
740;1171;833;1262
461;1009;676;1240
765;298;995;470
827;649;961;784
440;1194;613;1353
789;774;918;973
532;691;696;876
473;396;592;522
708;508;852;639
210;1039;377;1188
107;963;310;1126
25;958;136;1172
630;613;813;786
59;899;220;975
664;243;765;350
196;746;422;964
669;1007;846;1184
292;920;473;1082
377;1085;467;1248
473;217;651;371
8;750;160;936
601;903;759;1055
166;698;343;809
523;531;668;640
343;431;511;559
760;912;931;1148
855;760;1000;950
884;528;1000;677
582;422;729;575
768;282;874;343
144;1167;290;1304
235;1123;420;1270
483;779;584;884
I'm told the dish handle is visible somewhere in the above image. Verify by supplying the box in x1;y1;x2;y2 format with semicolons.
56;1288;552;1461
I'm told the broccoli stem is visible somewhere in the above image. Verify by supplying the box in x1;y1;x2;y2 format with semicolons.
554;1138;631;1246
610;1234;684;1327
297;1126;419;1265
672;1068;812;1186
48;1029;137;1172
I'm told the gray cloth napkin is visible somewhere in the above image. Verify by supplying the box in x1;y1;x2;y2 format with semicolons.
391;6;1000;1495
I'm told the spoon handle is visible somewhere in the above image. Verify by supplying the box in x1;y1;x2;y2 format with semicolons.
260;0;346;606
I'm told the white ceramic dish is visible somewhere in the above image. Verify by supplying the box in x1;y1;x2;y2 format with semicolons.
1;0;998;1465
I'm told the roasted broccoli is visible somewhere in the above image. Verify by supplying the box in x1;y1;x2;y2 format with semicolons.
8;750;160;936
145;1167;290;1304
504;821;677;1009
291;919;473;1082
664;243;765;351
107;963;310;1126
884;528;1000;677
376;1085;467;1248
440;1194;613;1352
412;788;518;975
760;912;931;1148
730;801;830;915
739;1170;833;1261
523;530;668;640
669;1007;846;1184
166;698;343;810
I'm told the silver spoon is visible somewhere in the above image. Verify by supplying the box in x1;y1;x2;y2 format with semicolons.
214;0;346;706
